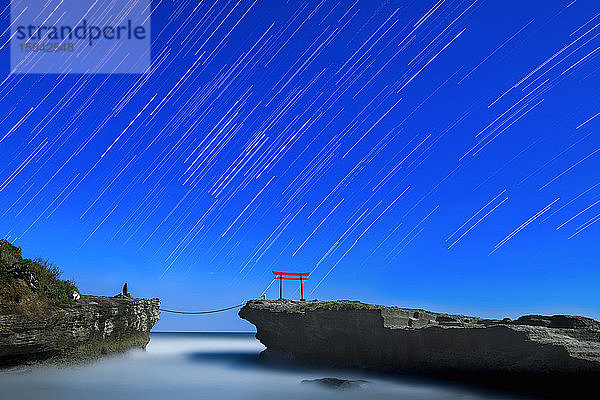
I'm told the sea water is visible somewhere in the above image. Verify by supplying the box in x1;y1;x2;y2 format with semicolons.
0;332;523;400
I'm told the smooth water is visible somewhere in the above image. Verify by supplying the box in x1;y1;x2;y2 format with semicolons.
0;332;523;400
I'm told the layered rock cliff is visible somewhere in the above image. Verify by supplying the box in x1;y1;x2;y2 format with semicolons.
240;299;600;397
0;240;160;367
0;285;160;366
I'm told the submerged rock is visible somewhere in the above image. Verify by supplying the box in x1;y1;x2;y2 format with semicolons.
239;299;600;398
301;377;369;390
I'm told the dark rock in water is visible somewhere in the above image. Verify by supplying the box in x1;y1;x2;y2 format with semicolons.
239;299;600;398
301;377;369;390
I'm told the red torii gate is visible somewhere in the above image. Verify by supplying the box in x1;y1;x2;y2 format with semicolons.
272;271;310;301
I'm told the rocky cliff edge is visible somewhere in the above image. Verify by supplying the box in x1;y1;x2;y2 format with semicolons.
0;280;160;367
240;299;600;397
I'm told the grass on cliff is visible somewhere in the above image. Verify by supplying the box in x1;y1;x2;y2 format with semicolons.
0;239;78;305
291;300;383;312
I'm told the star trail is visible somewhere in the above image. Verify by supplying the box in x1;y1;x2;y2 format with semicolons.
0;0;599;329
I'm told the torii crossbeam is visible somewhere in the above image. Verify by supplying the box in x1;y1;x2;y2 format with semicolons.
272;271;310;301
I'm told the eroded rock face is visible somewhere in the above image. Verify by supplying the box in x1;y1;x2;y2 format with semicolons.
0;295;160;366
239;300;600;375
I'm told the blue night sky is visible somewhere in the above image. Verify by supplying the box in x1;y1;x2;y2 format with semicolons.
0;0;599;331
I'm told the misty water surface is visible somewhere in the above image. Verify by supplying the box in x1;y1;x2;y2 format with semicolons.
0;332;524;400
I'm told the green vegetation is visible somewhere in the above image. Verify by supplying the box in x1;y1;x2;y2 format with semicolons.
291;300;383;312
0;239;21;284
0;239;78;305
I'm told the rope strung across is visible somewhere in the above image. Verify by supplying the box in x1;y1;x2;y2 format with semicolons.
159;302;246;315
